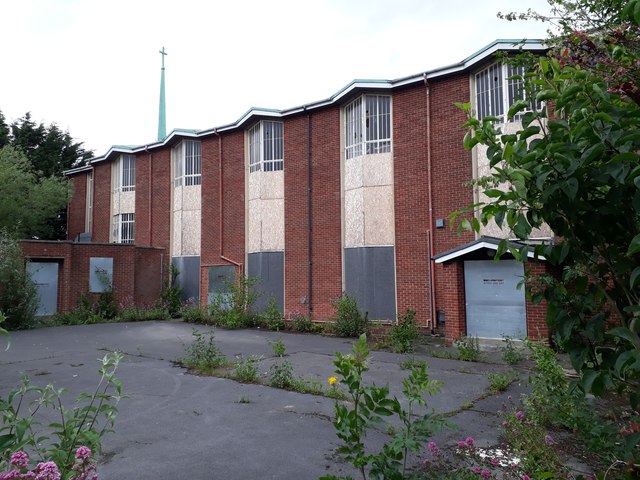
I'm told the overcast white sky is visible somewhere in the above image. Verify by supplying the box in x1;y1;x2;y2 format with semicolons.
1;0;551;157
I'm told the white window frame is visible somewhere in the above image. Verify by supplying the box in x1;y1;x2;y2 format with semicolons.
345;94;392;159
248;121;284;173
474;62;541;122
173;140;202;187
85;171;93;233
113;154;135;193
112;213;135;244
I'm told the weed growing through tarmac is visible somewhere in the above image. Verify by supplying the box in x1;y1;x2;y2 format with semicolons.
486;370;519;394
500;336;524;365
178;328;228;373
270;338;286;357
399;356;427;370
454;336;482;362
233;355;261;382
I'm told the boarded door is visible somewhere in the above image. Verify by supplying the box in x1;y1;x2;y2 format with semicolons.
464;260;526;339
27;262;59;316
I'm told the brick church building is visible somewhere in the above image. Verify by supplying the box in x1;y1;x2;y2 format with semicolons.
23;39;553;341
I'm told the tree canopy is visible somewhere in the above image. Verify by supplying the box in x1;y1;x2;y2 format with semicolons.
0;146;71;240
456;0;640;412
0;110;93;239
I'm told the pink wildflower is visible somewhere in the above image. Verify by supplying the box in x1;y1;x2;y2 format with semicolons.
490;456;499;465
9;451;29;470
481;470;492;478
472;466;482;474
34;461;60;480
544;434;557;445
457;441;467;448
465;436;475;446
427;441;441;457
0;470;22;480
522;475;531;480
74;447;92;462
515;411;524;420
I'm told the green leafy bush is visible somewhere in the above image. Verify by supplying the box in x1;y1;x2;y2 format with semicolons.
233;355;260;383
0;352;124;474
209;275;261;329
179;329;228;373
331;294;368;337
181;306;210;324
322;334;448;480
486;370;518;393
270;338;286;357
0;231;38;330
501;336;524;365
159;264;183;318
290;313;321;333
260;297;285;331
121;306;170;322
269;360;294;389
388;309;419;353
454;336;481;362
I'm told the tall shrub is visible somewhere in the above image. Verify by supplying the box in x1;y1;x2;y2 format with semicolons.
0;231;37;329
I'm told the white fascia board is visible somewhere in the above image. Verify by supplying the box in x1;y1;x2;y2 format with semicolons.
64;164;93;176
434;241;544;263
426;41;546;80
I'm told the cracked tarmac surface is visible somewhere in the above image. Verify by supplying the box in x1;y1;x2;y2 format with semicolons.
0;321;523;479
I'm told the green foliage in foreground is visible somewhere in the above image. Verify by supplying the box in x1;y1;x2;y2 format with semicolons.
454;3;640;410
322;334;448;480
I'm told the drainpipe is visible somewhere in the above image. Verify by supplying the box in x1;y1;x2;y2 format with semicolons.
424;73;437;332
306;108;313;318
215;129;243;273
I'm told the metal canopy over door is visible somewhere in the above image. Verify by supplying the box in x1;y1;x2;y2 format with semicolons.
26;262;59;316
464;260;526;339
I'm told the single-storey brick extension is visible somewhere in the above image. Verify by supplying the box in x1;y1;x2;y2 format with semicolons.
25;39;554;341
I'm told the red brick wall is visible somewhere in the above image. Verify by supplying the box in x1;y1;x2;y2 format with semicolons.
429;75;475;254
136;149;172;252
135;247;165;307
199;132;245;302
67;173;87;241
393;76;474;328
92;162;112;243
21;241;164;314
283;115;311;317
309;109;343;319
438;262;467;340
393;85;431;326
526;261;551;340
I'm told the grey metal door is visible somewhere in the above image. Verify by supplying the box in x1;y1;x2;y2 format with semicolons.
27;262;59;316
464;260;526;339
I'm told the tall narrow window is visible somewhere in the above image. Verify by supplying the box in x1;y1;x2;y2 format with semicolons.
114;155;136;192
475;62;541;122
345;95;391;159
112;213;135;244
85;171;93;233
173;140;202;187
248;121;284;173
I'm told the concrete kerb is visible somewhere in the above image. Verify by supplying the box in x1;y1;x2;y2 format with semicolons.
0;321;524;480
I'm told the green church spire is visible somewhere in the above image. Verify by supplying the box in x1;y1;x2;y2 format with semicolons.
157;47;167;141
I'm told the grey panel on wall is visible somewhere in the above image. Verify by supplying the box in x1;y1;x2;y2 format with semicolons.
172;256;200;303
247;252;284;313
344;246;396;321
89;257;113;293
27;262;59;316
207;265;236;305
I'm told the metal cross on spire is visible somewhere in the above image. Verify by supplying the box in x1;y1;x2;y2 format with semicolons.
157;47;167;141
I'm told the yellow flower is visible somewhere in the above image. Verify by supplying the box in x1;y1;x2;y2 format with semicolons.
328;376;338;386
